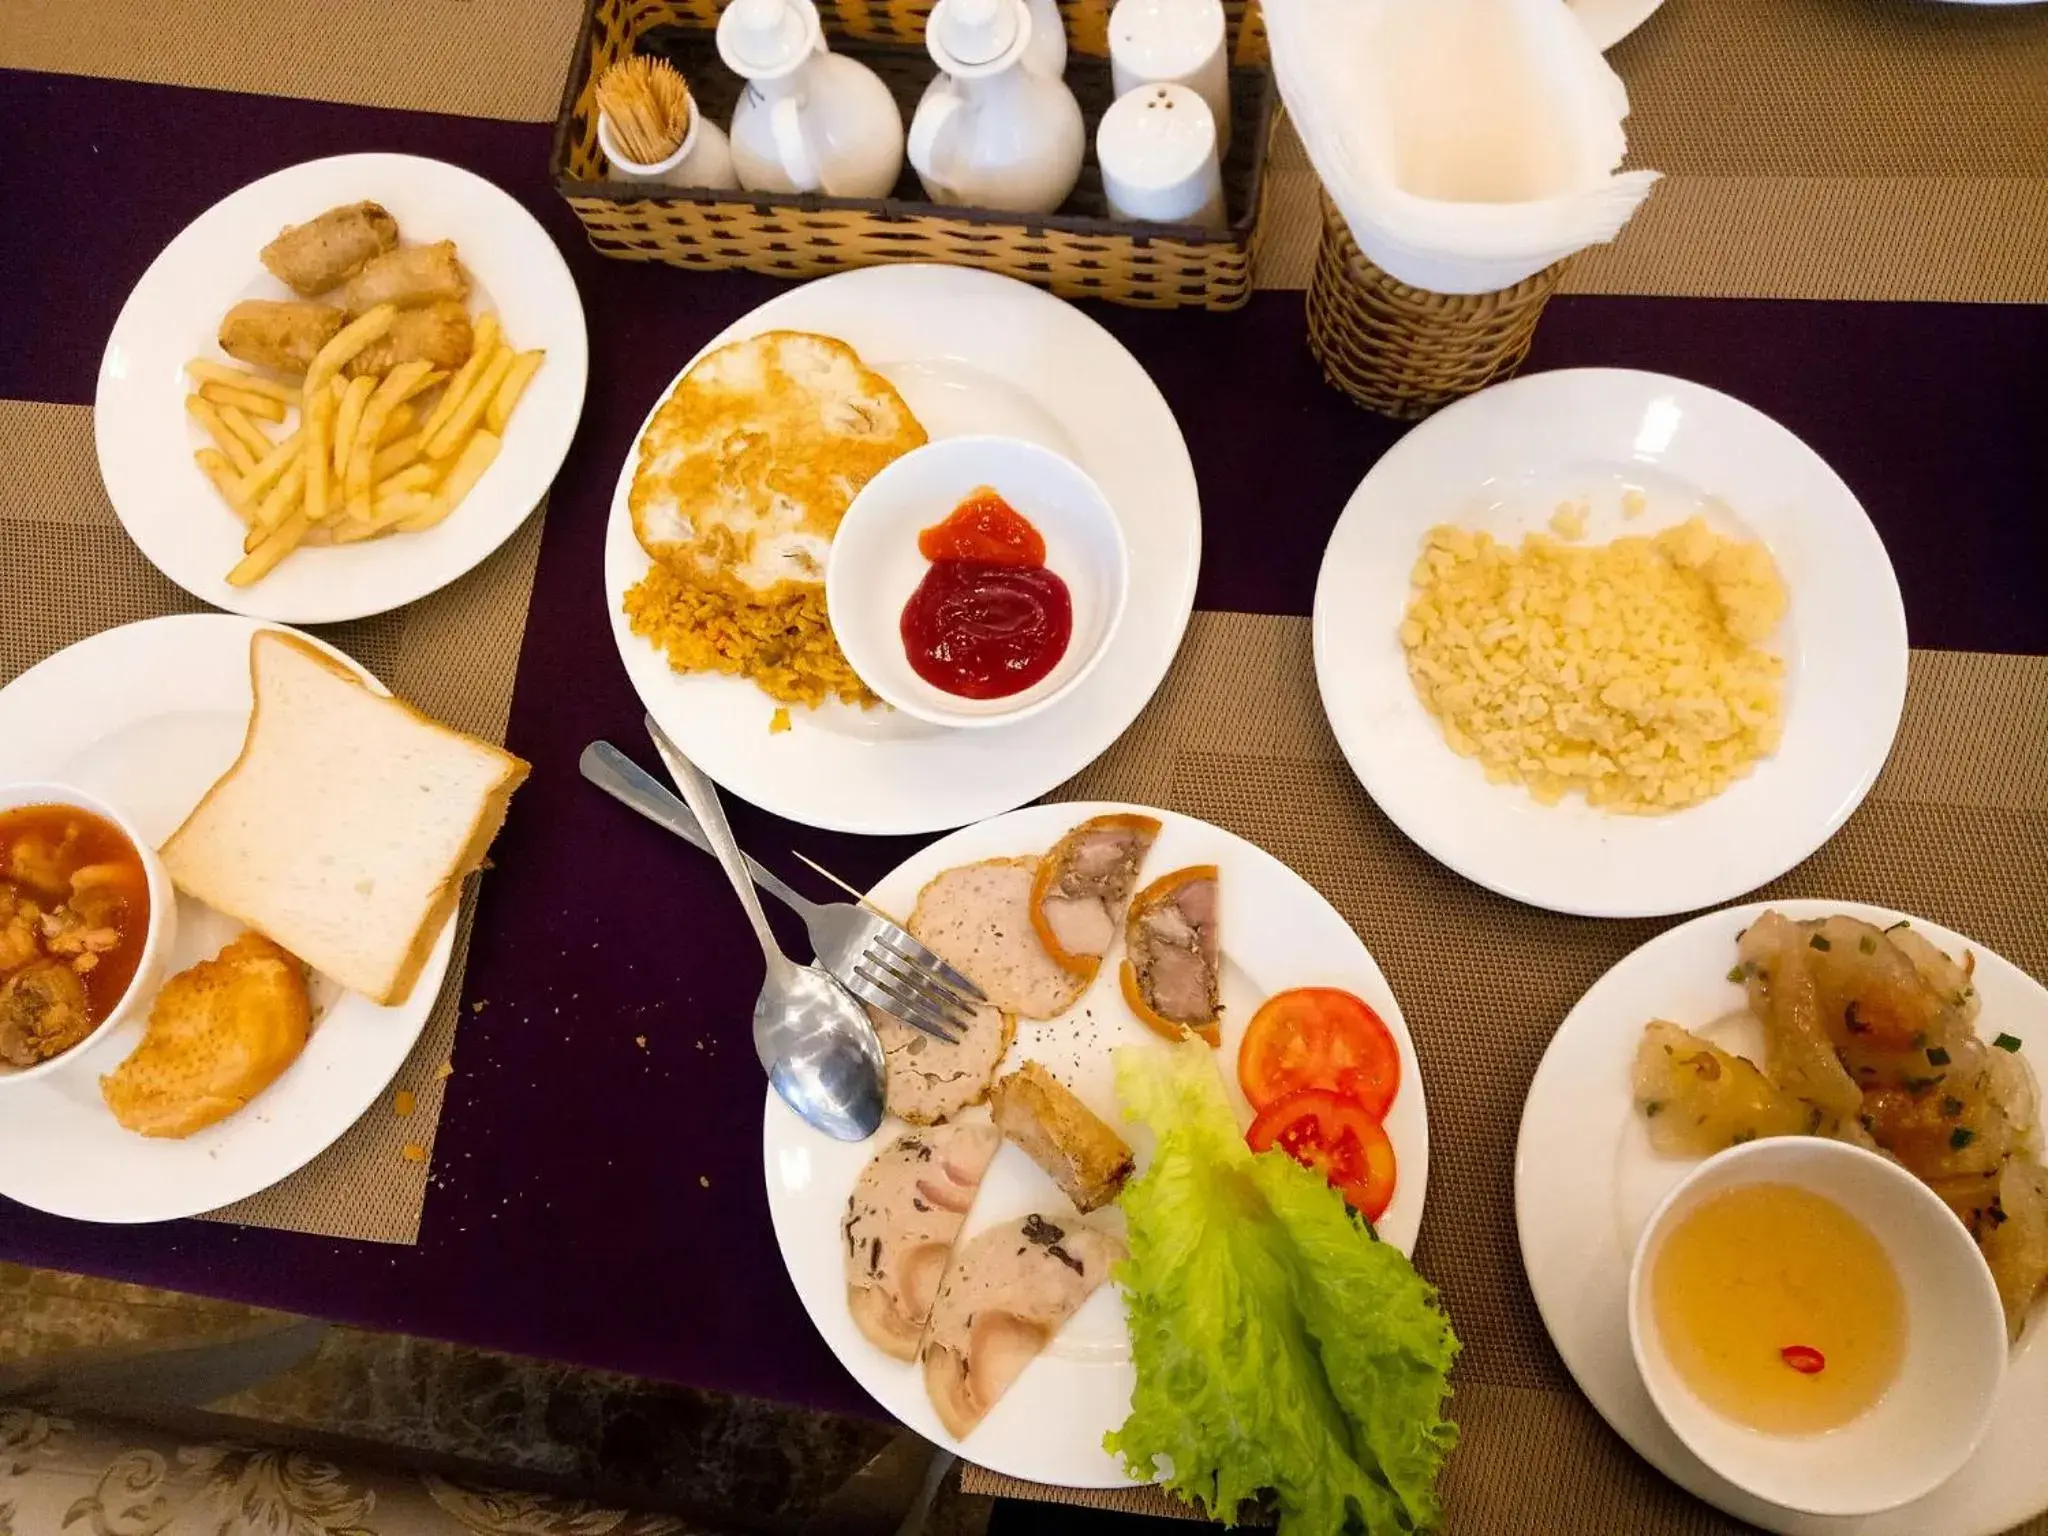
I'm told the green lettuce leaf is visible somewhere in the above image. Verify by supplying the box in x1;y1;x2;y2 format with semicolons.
1105;1041;1460;1533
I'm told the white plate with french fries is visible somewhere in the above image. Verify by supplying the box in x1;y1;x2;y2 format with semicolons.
95;153;587;623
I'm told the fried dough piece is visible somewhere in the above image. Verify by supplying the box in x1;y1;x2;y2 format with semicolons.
260;201;400;296
100;932;310;1138
989;1061;1133;1212
341;240;468;316
344;300;474;378
218;300;345;376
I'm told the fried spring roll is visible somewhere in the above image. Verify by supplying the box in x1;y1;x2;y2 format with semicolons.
218;300;345;376
259;201;400;296
343;300;475;378
341;240;469;316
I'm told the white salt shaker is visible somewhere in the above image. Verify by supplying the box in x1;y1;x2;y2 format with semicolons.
1096;82;1224;229
1108;0;1230;153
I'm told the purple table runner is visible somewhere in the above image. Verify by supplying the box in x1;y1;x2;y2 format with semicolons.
3;69;2046;1418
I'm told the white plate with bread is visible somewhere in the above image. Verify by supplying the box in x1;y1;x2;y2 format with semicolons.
0;614;526;1223
759;801;1429;1488
97;153;587;625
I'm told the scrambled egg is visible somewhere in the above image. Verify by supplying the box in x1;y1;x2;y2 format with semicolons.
1398;516;1788;812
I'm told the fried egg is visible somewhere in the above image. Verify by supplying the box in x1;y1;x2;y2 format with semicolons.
629;330;926;594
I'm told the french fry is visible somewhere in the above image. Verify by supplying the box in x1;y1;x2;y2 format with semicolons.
485;350;544;434
303;303;397;400
397;497;459;534
332;375;375;480
426;346;512;461
372;432;426;480
186;394;257;476
379;402;416;443
436;429;499;511
194;448;248;515
229;510;311;587
347;361;436;517
329;516;382;545
185;359;297;402
339;490;439;543
252;454;307;535
238;431;303;508
305;387;333;528
376;463;436;497
218;404;274;460
201;381;288;423
416;312;500;444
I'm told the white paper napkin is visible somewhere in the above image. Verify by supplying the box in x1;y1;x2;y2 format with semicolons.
1263;0;1660;292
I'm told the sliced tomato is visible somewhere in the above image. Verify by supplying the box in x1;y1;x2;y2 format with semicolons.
1247;1088;1398;1222
1238;987;1400;1118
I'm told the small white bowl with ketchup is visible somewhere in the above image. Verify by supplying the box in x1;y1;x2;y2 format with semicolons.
827;435;1130;728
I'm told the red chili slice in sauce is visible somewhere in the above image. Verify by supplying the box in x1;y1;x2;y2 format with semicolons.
902;490;1071;700
1779;1344;1826;1374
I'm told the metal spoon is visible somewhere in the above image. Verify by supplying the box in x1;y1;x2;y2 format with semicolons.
649;723;886;1142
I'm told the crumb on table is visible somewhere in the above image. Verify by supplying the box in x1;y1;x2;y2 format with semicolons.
435;1061;454;1081
769;707;792;735
401;1143;426;1163
393;1089;416;1118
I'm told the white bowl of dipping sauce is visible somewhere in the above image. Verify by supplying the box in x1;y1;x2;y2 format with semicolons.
1629;1136;2005;1518
0;783;177;1088
826;435;1129;729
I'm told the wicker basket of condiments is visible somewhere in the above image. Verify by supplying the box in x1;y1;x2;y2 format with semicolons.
550;0;1278;310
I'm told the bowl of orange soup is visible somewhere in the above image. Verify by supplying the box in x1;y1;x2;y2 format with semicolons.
0;784;177;1085
1629;1136;2005;1516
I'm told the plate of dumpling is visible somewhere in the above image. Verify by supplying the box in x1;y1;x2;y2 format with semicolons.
603;265;1200;834
760;801;1430;1488
96;152;588;624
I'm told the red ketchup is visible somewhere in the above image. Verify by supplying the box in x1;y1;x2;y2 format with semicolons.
902;489;1072;700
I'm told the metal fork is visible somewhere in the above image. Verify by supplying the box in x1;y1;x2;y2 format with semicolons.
580;737;979;1045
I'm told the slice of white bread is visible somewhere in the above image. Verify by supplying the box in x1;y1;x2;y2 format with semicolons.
162;631;530;1006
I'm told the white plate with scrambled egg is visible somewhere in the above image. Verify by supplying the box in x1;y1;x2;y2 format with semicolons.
1313;368;1906;918
602;265;1199;834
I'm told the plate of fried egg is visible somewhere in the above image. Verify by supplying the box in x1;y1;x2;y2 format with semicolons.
1312;368;1908;918
602;264;1200;833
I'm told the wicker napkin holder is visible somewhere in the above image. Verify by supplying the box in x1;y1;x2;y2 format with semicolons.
1305;190;1565;420
551;0;1279;311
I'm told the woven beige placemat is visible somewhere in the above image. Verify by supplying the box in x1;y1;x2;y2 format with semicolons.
963;609;2048;1535
0;0;586;122
0;399;545;1245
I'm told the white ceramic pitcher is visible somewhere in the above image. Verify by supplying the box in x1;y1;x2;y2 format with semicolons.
908;0;1085;214
718;0;905;198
